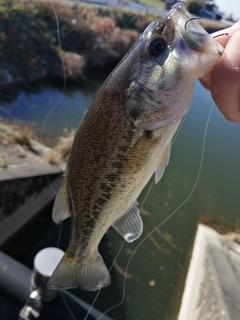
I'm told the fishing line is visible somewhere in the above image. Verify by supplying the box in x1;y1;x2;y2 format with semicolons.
138;82;203;229
98;100;216;319
172;82;202;145
48;8;224;320
40;0;67;197
56;221;63;248
50;16;223;320
40;0;66;140
60;290;77;320
56;211;76;319
83;240;126;320
86;81;204;319
84;174;156;319
42;3;76;319
87;158;155;319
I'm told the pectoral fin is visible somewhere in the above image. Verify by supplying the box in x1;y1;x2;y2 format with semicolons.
112;202;143;242
52;179;71;224
155;142;171;184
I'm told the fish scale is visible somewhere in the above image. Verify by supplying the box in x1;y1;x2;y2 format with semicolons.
48;3;223;291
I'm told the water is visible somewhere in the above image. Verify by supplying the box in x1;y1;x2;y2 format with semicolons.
1;80;240;320
0;80;102;141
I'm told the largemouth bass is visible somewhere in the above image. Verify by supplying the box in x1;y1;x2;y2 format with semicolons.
48;3;223;291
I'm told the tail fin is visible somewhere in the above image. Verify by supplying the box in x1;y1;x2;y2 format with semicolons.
48;253;111;291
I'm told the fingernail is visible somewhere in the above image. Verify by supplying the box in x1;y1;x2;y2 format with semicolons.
225;34;240;69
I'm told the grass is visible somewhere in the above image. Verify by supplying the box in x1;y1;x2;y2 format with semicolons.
12;128;32;147
0;118;68;165
44;150;62;165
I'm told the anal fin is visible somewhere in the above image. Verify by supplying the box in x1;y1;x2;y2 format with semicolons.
52;179;71;224
112;201;143;243
155;142;171;184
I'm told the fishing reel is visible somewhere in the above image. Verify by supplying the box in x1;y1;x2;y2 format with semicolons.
19;247;64;320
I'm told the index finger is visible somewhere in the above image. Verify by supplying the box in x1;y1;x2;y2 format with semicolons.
210;30;240;122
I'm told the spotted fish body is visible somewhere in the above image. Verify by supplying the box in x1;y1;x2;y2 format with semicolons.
48;3;223;291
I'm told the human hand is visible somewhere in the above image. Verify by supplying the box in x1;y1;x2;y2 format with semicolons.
199;21;240;123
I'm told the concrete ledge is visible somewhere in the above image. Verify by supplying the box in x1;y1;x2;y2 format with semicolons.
0;175;63;247
178;224;240;320
1;163;64;181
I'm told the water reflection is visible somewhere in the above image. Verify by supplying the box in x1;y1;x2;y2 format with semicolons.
0;81;102;141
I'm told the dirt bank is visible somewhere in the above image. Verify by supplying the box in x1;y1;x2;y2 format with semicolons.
0;0;229;94
0;0;147;91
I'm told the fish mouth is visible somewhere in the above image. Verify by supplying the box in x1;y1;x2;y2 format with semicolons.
164;2;223;78
170;3;206;39
167;3;223;55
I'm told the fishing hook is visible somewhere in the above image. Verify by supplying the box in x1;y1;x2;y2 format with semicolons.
184;17;202;30
212;32;229;38
184;18;229;39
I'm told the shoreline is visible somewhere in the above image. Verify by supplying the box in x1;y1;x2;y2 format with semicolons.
0;0;230;94
0;0;232;167
0;118;72;170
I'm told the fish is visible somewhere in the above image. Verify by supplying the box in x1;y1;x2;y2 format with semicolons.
48;3;223;291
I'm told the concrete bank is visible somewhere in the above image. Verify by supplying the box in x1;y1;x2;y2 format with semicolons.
178;224;240;320
0;163;64;247
0;127;65;247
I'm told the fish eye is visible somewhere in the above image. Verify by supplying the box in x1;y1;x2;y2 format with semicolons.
147;37;166;56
